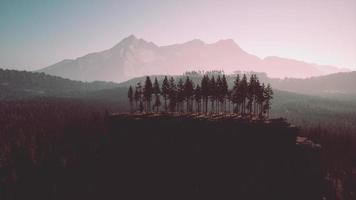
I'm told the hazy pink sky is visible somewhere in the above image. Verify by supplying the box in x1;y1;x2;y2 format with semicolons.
0;0;355;70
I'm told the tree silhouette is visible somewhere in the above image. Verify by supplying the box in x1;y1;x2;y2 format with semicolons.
216;75;223;113
194;84;202;113
143;76;153;112
153;78;161;112
127;73;273;117
135;82;144;112
134;88;140;111
153;77;161;95
227;89;232;113
209;76;216;113
161;76;170;112
184;77;194;112
240;74;248;115
232;74;241;114
168;77;177;112
177;78;185;112
128;86;133;113
247;75;255;115
254;75;262;116
263;83;273;118
257;83;265;118
221;75;228;112
153;93;161;113
201;75;210;114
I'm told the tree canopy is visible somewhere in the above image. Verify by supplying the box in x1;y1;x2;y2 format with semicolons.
129;74;273;118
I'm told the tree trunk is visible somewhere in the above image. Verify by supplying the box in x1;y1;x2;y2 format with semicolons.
164;97;167;112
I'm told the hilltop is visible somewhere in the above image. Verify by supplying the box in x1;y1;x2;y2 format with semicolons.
106;113;323;200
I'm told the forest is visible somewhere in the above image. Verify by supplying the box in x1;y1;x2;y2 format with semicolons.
127;74;273;118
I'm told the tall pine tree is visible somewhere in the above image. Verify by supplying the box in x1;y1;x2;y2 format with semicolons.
263;83;273;118
194;84;202;113
177;78;185;112
161;76;170;112
153;78;161;112
143;76;153;112
128;86;134;113
168;77;177;112
221;75;228;112
240;74;248;115
201;75;210;114
209;76;216;113
184;77;194;112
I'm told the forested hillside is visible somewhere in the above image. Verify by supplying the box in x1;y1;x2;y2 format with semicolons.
2;69;355;130
270;71;356;97
0;69;119;100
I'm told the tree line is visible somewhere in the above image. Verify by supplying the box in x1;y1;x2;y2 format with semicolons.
128;74;273;118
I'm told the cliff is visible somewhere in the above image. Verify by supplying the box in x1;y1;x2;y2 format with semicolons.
105;113;325;200
0;113;324;200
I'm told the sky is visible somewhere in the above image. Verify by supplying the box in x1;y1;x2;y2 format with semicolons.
0;0;355;71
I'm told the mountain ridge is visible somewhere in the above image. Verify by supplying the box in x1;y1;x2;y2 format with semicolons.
38;35;348;82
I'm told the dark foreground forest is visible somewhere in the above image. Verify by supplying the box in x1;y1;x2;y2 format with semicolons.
0;70;355;200
0;99;354;200
0;105;323;200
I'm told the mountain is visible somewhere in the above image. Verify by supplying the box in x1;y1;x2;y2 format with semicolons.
38;35;348;83
269;71;356;97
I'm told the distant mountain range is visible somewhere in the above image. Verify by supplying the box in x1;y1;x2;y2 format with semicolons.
38;35;349;83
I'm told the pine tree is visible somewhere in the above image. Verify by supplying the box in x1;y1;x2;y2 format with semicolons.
127;74;271;116
201;75;210;114
128;86;134;113
194;84;202;113
168;77;177;112
232;74;240;114
184;77;194;112
263;83;273;118
153;78;161;112
153;77;161;95
247;75;255;115
135;82;143;112
143;76;153;112
254;77;261;116
221;74;228;112
216;75;223;113
257;83;265;118
153;93;161;113
177;78;185;112
209;76;216;113
240;74;248;115
161;76;170;112
134;88;140;111
227;89;232;113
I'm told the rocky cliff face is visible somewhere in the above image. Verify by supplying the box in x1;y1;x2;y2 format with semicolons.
107;114;325;200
